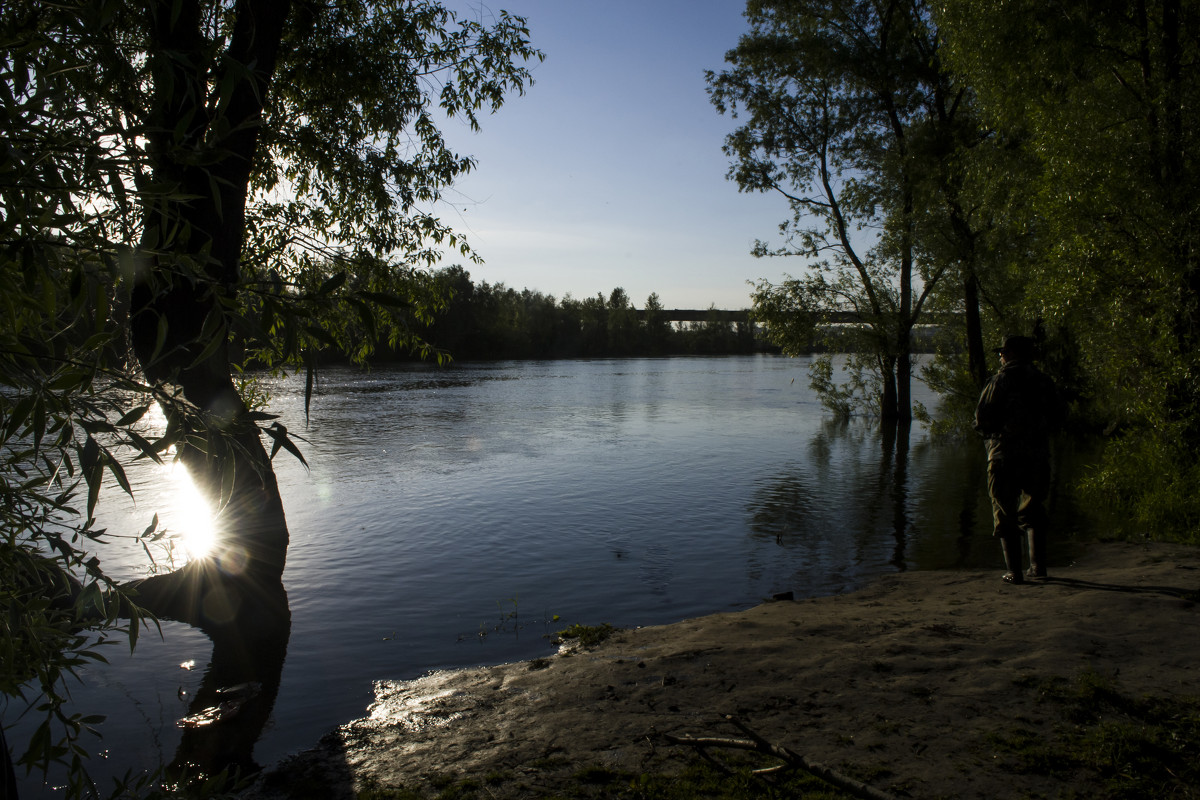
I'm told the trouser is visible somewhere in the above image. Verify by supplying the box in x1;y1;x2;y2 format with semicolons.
988;453;1051;575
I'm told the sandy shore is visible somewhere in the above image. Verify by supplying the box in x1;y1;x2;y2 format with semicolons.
251;541;1200;799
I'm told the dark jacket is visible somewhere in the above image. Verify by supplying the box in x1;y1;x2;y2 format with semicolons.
974;360;1063;461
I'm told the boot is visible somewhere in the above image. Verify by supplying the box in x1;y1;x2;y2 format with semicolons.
1025;528;1047;579
1000;534;1024;584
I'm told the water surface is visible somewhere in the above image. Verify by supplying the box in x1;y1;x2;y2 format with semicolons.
10;355;1101;794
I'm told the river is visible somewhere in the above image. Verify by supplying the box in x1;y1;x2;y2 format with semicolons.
9;355;1103;796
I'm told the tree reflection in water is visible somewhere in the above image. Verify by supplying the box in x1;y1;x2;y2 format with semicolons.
747;418;1104;585
168;577;290;781
126;527;292;782
746;419;923;585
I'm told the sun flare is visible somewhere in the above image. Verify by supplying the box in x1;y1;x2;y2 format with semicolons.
167;463;220;561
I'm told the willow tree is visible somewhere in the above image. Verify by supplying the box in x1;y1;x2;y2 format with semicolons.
710;0;994;421
1;0;540;790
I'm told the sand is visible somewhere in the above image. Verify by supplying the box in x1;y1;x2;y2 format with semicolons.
250;541;1200;799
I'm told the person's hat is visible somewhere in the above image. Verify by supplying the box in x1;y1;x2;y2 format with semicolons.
995;334;1035;359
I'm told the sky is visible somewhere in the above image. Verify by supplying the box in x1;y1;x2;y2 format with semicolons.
437;1;796;311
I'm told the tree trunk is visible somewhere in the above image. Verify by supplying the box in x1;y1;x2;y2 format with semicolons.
879;415;912;570
880;354;899;421
125;0;293;621
896;345;912;423
964;271;989;389
897;186;915;423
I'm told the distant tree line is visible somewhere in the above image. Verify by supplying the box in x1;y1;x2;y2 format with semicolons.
398;265;760;360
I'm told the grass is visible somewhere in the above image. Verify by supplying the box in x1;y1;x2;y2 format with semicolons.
553;622;618;649
985;669;1200;798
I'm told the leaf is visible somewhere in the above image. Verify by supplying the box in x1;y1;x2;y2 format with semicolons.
188;317;228;369
126;429;165;464
318;271;347;295
303;324;339;349
219;459;236;509
107;455;133;497
263;422;308;469
69;266;84;301
3;394;35;440
48;368;86;392
357;290;413;308
208;171;223;221
151;314;169;364
80;436;100;473
32;396;46;453
77;581;106;619
85;471;103;519
127;608;140;653
349;298;378;343
304;351;315;425
116;404;151;426
79;418;117;435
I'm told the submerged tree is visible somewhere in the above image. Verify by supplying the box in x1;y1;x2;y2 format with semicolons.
710;0;994;422
1;0;540;791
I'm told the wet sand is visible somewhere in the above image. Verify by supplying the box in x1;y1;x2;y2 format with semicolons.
250;541;1200;799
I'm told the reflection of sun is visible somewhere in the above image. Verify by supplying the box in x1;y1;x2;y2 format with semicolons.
167;463;220;561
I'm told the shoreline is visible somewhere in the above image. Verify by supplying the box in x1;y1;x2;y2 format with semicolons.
250;540;1200;799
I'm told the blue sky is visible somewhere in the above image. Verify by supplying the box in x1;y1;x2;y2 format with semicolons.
439;1;793;310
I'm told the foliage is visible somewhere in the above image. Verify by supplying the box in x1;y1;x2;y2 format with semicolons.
3;2;188;785
988;670;1200;798
2;0;542;793
747;278;819;359
935;0;1200;538
642;292;673;356
806;355;880;419
553;622;617;649
710;0;988;422
722;0;1200;538
0;154;239;791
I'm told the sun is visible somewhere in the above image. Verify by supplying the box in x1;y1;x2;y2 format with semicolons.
167;462;220;561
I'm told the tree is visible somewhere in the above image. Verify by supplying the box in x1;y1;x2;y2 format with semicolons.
2;0;540;790
710;0;990;421
643;292;673;355
606;287;639;356
578;293;609;356
427;265;479;356
936;0;1200;534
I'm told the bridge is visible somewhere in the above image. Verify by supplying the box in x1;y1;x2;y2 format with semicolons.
635;309;960;325
635;309;752;323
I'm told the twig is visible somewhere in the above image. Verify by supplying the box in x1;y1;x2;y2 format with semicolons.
654;716;900;800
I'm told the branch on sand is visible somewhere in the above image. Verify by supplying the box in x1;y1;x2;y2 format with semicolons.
653;715;899;800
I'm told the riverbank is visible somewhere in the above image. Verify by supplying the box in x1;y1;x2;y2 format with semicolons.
249;541;1200;799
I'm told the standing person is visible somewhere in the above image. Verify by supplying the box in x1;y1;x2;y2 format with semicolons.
974;334;1064;584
